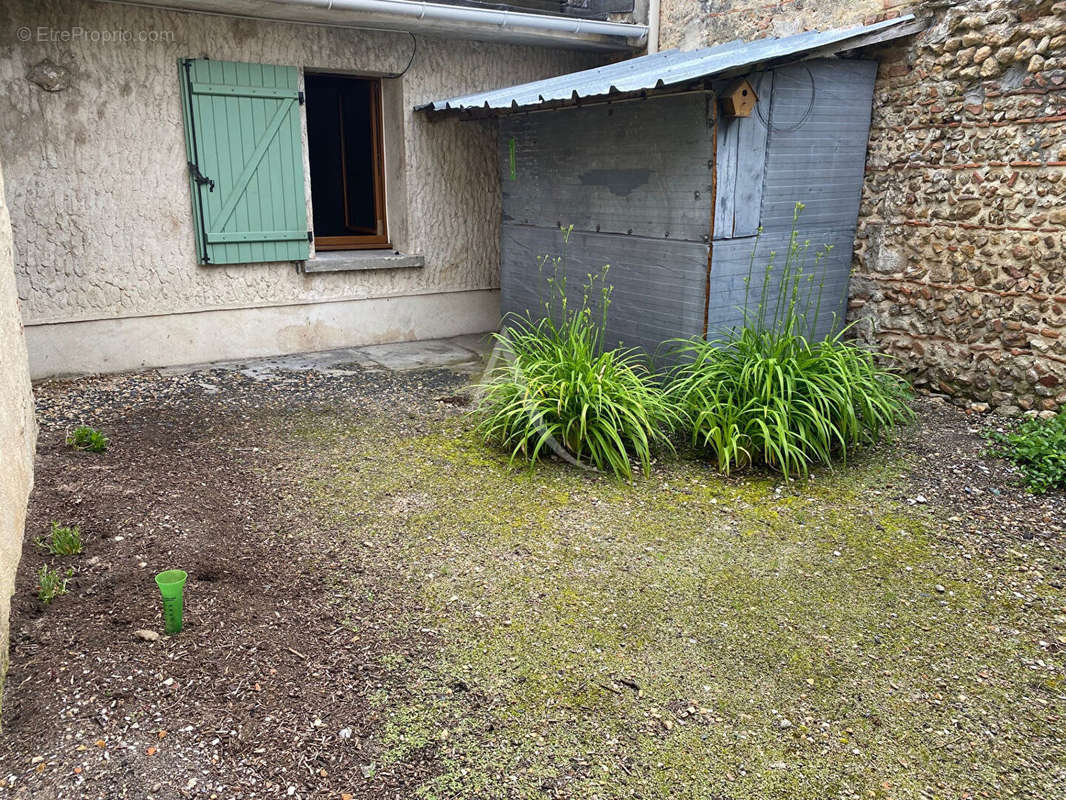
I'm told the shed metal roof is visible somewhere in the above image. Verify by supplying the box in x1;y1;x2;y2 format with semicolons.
417;14;919;114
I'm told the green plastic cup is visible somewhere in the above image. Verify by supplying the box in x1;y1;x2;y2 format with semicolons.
155;569;188;635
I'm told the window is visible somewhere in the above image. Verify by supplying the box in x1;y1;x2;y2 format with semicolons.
179;60;400;266
304;73;389;251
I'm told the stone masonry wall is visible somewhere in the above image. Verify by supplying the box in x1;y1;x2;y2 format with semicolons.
659;0;882;51
856;1;1066;416
659;1;1066;414
0;153;37;722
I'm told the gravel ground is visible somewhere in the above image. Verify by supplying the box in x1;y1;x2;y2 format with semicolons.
893;397;1065;558
0;363;1062;799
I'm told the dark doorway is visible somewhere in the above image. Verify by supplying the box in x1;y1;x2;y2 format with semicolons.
305;73;389;250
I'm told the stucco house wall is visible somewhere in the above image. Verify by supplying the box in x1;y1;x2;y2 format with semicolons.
0;153;37;721
659;0;1066;413
0;0;601;377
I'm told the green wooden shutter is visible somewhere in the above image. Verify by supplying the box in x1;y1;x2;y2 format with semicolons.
179;58;309;265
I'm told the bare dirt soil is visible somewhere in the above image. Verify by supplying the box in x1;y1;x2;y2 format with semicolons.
1;366;465;800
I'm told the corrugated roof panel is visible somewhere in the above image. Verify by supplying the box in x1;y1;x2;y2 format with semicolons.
418;15;916;113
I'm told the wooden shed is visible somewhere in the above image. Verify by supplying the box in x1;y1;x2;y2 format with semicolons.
419;17;922;358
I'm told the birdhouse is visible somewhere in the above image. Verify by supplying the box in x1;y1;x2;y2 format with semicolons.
721;79;758;117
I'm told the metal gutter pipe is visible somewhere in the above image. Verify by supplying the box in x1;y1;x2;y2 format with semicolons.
646;0;659;54
99;0;648;51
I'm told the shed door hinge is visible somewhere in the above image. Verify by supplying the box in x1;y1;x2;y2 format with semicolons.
307;230;313;242
187;161;214;192
298;90;305;105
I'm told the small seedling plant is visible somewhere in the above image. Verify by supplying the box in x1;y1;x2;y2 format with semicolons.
67;425;109;453
37;565;73;605
36;522;83;556
985;410;1066;493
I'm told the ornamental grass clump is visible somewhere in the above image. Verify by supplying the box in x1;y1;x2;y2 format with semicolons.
667;204;913;478
477;228;674;480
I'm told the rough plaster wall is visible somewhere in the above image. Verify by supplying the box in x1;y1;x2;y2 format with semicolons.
657;0;1066;410
0;155;37;718
0;0;600;325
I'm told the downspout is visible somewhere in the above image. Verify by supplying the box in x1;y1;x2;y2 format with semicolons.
646;0;660;54
104;0;647;50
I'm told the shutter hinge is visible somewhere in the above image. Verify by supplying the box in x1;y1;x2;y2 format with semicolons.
307;230;314;243
187;161;215;192
298;91;305;105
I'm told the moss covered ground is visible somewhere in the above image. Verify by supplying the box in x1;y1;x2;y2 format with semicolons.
297;414;1065;800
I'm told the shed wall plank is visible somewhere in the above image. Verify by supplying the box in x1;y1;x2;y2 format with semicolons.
707;229;857;342
713;71;772;239
712;113;739;238
731;71;773;237
499;94;715;243
759;59;878;233
501;224;708;360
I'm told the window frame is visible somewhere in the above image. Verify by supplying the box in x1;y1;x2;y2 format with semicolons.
305;72;391;252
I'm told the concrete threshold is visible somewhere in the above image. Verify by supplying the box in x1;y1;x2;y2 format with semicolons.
159;333;494;381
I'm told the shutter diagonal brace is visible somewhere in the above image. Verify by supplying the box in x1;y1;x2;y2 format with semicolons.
206;98;295;234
